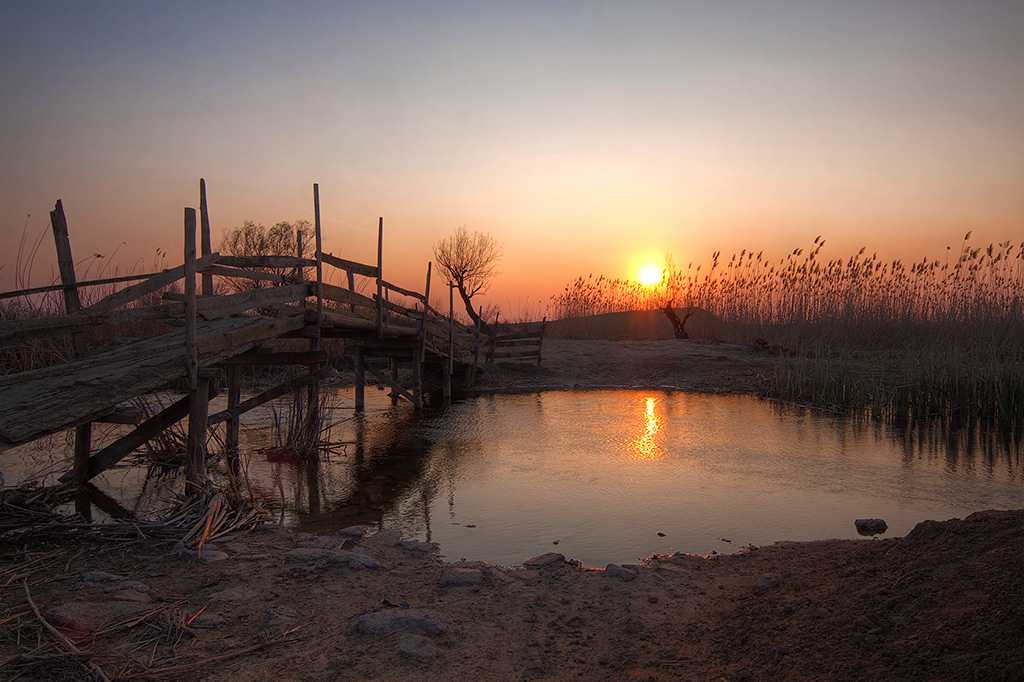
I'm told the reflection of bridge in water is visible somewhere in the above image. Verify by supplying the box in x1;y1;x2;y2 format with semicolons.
293;410;457;541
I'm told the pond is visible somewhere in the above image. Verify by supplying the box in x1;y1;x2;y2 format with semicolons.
248;389;1022;566
8;389;1022;566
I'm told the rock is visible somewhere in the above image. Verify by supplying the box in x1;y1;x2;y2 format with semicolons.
398;633;439;660
336;550;380;569
46;601;149;633
354;609;447;636
757;574;782;591
284;547;379;569
399;539;436;554
605;564;638;580
198;549;230;563
440;568;483;587
338;525;369;538
173;543;229;563
855;518;888;536
523;553;564;568
192;612;227;629
657;532;666;537
109;590;152;603
80;570;127;584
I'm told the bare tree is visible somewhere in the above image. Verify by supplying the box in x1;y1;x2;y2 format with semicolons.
219;220;312;293
433;228;501;328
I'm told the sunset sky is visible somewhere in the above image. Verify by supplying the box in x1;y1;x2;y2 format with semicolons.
2;1;1022;313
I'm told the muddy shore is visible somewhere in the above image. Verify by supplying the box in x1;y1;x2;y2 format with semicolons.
2;510;1021;680
3;339;1022;680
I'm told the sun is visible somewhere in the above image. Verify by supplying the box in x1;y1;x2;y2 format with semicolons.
637;263;663;287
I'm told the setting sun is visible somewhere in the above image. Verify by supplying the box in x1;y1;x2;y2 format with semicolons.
637;263;663;287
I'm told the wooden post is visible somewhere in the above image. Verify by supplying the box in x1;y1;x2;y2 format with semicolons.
307;184;324;447
346;270;356;312
354;348;366;412
184;207;208;491
389;357;399;406
199;179;213;296
225;365;241;474
184;208;198;390
536;316;547;365
49;200;92;520
376;217;384;338
415;261;432;411
443;283;453;403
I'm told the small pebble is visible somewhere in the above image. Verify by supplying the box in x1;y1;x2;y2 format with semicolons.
657;532;666;537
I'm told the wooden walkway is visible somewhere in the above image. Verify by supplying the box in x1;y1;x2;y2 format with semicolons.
0;182;544;516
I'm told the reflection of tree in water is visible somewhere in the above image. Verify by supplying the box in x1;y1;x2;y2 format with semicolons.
771;402;1023;482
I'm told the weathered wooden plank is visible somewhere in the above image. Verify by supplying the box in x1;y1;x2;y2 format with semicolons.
184;208;198;389
187;283;309;320
208;367;331;426
321;282;376;310
50;200;91;514
88;252;219;314
489;348;540;358
200;179;214;296
57;384;215;482
382;279;425;303
376;218;384;338
204;264;287;284
0;271;166;301
0;314;305;447
0;303;181;342
216;255;315;268
321;252;378;278
492;330;544;341
218;350;327;366
493;337;542;347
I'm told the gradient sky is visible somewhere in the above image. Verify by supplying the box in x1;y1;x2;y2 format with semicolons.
2;1;1022;313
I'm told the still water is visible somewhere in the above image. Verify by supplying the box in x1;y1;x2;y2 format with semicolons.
9;389;1020;566
244;389;1022;566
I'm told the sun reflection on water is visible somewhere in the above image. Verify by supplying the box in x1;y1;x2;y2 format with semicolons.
631;396;663;459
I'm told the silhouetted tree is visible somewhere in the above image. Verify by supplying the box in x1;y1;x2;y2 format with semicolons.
433;228;501;328
219;220;311;293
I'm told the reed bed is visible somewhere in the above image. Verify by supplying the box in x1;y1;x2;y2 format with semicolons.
551;235;1024;429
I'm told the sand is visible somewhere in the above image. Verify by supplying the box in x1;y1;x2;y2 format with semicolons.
2;510;1020;680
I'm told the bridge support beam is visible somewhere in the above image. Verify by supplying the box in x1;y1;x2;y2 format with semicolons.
50;200;93;520
354;348;366;412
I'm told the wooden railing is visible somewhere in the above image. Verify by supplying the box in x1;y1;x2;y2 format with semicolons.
487;318;547;365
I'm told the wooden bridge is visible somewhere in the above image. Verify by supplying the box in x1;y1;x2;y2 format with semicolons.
0;181;544;516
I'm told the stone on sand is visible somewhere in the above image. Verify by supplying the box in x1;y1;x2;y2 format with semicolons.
523;553;565;568
355;608;447;636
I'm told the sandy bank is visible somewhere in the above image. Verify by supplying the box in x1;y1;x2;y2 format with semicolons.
474;338;771;395
3;510;1021;680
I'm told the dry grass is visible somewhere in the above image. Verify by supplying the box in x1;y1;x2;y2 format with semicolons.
551;235;1024;430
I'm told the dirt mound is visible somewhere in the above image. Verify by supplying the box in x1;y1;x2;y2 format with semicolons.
544;308;724;341
712;510;1024;681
